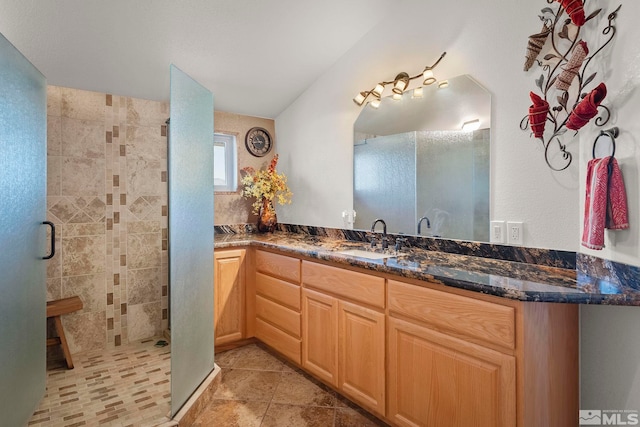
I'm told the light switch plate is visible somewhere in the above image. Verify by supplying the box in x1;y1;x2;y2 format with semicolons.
490;221;506;244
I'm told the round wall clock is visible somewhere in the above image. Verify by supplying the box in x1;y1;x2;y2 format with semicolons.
245;127;273;157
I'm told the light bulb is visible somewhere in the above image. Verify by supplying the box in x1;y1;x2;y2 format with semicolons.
392;73;410;95
372;84;385;98
393;80;407;94
353;92;367;106
423;69;435;85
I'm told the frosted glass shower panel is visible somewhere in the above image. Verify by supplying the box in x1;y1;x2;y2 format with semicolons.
169;65;215;416
416;129;489;241
0;33;47;425
354;132;416;234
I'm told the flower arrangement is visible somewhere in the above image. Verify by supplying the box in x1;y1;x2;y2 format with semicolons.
241;154;292;215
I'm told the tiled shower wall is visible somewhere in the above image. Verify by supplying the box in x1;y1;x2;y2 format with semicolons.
46;86;169;353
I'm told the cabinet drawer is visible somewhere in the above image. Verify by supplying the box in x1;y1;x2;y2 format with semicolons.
302;261;385;309
256;250;301;283
388;280;515;350
255;317;301;364
256;294;301;338
256;272;301;311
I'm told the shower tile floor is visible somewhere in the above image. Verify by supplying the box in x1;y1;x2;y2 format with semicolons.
28;337;171;427
28;340;386;426
194;343;388;427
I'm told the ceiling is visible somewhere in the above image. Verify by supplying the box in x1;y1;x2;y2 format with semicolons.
0;0;393;118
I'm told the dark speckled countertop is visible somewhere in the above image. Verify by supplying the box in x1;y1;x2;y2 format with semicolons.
213;231;626;304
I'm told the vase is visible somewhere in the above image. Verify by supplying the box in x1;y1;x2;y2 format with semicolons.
257;197;277;233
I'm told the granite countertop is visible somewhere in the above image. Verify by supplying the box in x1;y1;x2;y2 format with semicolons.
213;231;629;304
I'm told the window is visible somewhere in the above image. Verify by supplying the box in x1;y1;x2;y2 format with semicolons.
213;133;237;192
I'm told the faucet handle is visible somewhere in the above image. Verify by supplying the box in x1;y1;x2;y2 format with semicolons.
381;236;388;249
369;236;377;248
395;237;408;252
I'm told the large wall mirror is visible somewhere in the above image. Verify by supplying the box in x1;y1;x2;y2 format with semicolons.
353;74;491;242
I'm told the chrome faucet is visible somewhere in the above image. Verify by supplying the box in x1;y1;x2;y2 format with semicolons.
417;216;431;235
370;218;388;249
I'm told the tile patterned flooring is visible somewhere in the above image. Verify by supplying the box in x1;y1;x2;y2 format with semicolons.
28;338;171;426
29;340;387;426
195;344;388;427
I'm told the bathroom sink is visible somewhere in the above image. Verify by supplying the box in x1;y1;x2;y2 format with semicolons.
335;249;397;260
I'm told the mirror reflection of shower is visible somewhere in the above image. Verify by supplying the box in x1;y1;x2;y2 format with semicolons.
353;75;491;242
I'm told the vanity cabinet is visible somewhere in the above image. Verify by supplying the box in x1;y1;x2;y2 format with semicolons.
302;261;386;417
387;279;577;427
215;246;578;427
213;249;246;346
254;250;302;363
387;280;516;427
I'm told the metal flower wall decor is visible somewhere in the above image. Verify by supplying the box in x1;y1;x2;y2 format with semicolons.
520;0;621;171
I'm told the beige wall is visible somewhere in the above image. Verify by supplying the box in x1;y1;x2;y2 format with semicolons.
214;111;276;225
47;85;169;353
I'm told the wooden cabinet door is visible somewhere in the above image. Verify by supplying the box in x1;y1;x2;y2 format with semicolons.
338;300;385;417
302;288;338;387
214;249;246;346
388;317;516;427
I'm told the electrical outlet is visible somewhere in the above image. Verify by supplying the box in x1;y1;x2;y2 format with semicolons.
507;221;524;246
490;221;506;243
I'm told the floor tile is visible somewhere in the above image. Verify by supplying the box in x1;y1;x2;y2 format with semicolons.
196;344;392;426
214;345;249;368
213;368;282;402
191;399;268;427
272;370;336;407
335;406;389;426
261;403;336;427
230;344;287;371
28;337;170;426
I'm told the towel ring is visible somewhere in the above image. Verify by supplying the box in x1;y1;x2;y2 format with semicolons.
592;127;618;159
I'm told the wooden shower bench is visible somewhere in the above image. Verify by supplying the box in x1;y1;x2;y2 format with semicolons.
46;296;83;369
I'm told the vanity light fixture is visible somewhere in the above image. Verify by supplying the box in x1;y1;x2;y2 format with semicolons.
438;80;449;89
353;51;446;107
462;119;481;131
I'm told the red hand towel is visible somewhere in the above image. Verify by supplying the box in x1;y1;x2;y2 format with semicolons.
528;92;549;138
566;83;607;131
606;158;629;230
557;0;586;27
581;156;629;250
